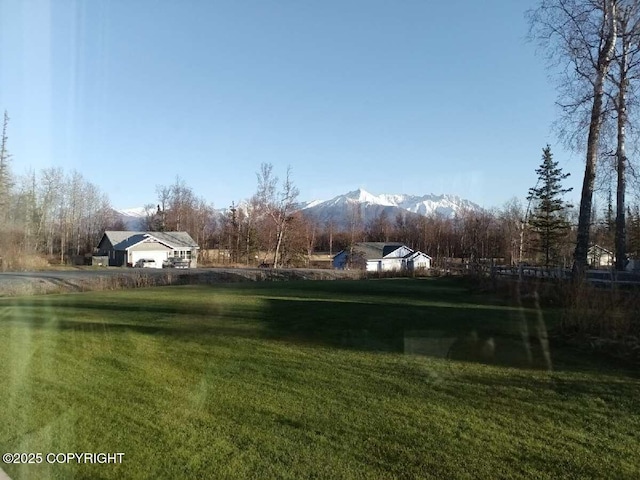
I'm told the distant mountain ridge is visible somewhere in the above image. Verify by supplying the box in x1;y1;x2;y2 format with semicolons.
298;189;480;227
112;207;148;230
114;189;480;231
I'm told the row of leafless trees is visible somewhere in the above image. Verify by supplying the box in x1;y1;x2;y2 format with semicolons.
1;170;117;268
215;184;572;269
2;107;640;270
0;112;123;269
143;177;217;249
216;164;300;268
215;167;640;269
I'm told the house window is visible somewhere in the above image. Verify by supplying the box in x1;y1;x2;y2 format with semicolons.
186;250;192;260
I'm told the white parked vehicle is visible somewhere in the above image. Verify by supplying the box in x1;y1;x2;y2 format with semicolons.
134;258;157;268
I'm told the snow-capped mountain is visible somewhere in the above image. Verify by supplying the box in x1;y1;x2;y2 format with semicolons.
114;189;479;231
112;206;150;230
299;189;480;227
114;207;149;218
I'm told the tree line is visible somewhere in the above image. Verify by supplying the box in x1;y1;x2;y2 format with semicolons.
529;0;640;274
1;115;638;271
212;154;636;269
0;112;119;269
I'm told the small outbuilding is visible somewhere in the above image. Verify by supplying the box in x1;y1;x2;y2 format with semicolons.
333;242;431;272
97;231;199;268
588;244;613;269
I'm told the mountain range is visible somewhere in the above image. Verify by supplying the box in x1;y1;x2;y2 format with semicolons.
111;207;150;230
298;189;480;227
113;189;480;230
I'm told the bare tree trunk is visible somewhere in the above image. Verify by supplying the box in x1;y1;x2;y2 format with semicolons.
274;228;284;269
255;164;298;270
573;0;617;278
60;226;65;265
246;227;251;266
615;48;628;271
0;112;11;218
305;221;316;267
614;8;635;271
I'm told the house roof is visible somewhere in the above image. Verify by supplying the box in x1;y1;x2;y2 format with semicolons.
403;251;432;260
114;233;150;250
588;244;613;255
346;242;406;261
102;231;199;250
382;243;407;257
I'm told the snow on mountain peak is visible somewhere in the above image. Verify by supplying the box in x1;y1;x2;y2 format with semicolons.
344;188;395;206
300;189;480;227
114;206;149;218
116;189;479;231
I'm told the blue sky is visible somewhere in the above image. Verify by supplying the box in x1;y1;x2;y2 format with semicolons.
0;0;583;210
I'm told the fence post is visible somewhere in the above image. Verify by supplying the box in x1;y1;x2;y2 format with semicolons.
518;263;523;281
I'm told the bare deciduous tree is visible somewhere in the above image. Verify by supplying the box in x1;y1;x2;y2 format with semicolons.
255;163;299;269
0;111;12;220
608;3;640;269
151;177;217;259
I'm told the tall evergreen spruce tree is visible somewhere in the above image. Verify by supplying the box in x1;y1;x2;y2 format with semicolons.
527;146;573;266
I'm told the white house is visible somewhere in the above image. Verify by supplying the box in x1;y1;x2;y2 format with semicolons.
588;245;614;269
97;231;199;268
404;250;432;271
333;242;431;272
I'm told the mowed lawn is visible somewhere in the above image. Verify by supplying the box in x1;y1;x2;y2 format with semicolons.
0;278;638;479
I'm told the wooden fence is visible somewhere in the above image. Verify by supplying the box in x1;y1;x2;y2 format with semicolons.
436;261;640;287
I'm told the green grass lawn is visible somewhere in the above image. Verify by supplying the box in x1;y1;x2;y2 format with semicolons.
0;278;638;479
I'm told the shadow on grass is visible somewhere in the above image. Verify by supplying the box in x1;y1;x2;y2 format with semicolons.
3;291;561;372
8;300;219;317
250;277;492;305
257;297;556;370
4;277;634;375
